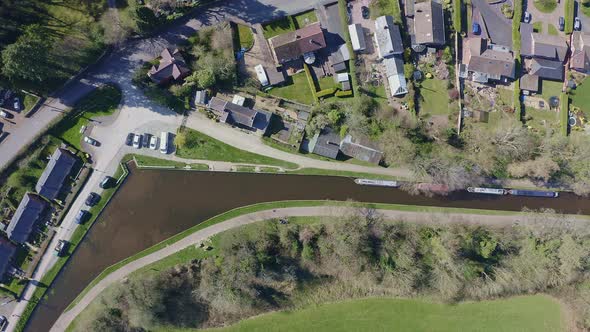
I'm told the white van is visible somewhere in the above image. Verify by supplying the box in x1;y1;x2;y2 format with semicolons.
160;131;169;154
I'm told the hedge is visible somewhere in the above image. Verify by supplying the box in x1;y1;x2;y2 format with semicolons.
335;90;353;97
316;88;337;98
564;0;574;34
453;0;462;32
560;92;569;136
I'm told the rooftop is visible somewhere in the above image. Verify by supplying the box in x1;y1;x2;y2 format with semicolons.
413;1;445;46
374;16;404;58
35;148;77;200
6;193;47;244
269;22;327;63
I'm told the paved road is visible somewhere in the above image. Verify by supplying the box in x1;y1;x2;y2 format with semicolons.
51;205;581;331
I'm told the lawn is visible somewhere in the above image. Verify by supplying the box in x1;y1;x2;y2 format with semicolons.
51;84;122;150
317;76;337;91
370;0;402;23
175;128;298;169
532;21;543;33
268;72;316;105
235;24;254;50
533;0;557;13
570;77;590;113
548;23;559;35
418;78;450;115
292;10;318;28
523;106;560;132
540;80;563;102
262;17;296;39
497;88;513;108
200;296;563;332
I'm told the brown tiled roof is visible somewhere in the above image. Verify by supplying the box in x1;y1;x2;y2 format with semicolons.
571;32;590;71
269;22;326;63
148;48;191;83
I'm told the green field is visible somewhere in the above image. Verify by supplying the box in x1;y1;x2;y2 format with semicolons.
51;84;122;150
570;77;590;113
196;296;564;332
540;80;563;102
268;72;316;105
419;78;449;115
262;17;295;39
235;24;254;49
292;10;318;28
175;128;298;169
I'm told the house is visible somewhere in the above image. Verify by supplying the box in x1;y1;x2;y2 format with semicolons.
339;134;383;165
374;16;404;58
208;97;271;135
148;48;191;84
308;127;341;159
526;58;563;81
520;74;539;94
35;148;77;201
412;1;445;49
268;22;327;64
195;90;208;105
571;31;590;73
348;24;367;52
463;37;515;83
471;0;512;48
521;32;568;62
328;44;351;73
0;236;16;280
384;56;408;96
6;193;47;244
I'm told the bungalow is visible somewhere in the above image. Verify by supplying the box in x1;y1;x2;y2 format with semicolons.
348;24;367;52
571;31;590;73
148;48;191;85
339;134;383;165
521;30;568;62
268;22;327;64
6;193;47;244
374;16;404;58
412;1;445;50
208;97;271;135
0;236;16;280
35;148;77;201
308;127;341;159
463;37;515;83
384;56;408;96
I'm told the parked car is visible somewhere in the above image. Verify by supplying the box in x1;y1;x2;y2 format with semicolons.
149;135;158;150
575;17;582;31
361;6;370;19
144;133;151;148
75;210;89;224
54;240;68;257
13;97;21;112
100;176;113;189
472;22;481;35
524;11;531;23
0;315;7;329
0;110;8;118
559;16;565;31
85;192;100;206
126;133;134;146
133;133;142;149
84;136;98;146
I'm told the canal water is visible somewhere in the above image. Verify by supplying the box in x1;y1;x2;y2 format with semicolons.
26;168;590;331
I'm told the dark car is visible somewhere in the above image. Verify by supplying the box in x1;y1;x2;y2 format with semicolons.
85;192;100;206
361;6;370;19
75;210;89;224
559;16;565;31
99;176;113;189
126;133;134;146
0;315;7;329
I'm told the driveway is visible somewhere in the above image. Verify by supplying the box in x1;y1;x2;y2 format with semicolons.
525;0;566;36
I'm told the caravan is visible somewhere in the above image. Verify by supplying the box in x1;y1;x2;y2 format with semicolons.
160;132;169;154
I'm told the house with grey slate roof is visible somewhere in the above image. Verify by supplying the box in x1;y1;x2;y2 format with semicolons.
6;193;47;244
308;127;341;159
0;236;16;280
339;135;383;165
463;37;515;83
207;97;271;135
35;148;77;200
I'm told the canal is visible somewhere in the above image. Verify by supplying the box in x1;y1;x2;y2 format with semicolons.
25;168;590;331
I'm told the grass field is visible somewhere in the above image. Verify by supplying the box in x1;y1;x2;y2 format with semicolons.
262;17;295;39
541;80;563;103
51;85;122;150
533;21;543;32
235;24;254;49
419;78;449;115
175;128;298;169
268;72;316;105
570;77;590;113
192;295;564;332
292;10;318;28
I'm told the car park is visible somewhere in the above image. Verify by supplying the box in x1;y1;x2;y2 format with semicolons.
85;192;100;206
523;11;531;23
149;135;158;150
133;133;142;149
84;136;98;146
54;240;68;257
575;17;582;31
100;176;113;189
126;133;134;146
75;210;89;224
559;17;565;31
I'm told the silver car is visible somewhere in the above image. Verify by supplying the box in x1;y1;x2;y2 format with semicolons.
132;133;142;149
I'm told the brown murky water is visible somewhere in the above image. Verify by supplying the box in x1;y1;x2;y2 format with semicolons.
25;168;590;331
